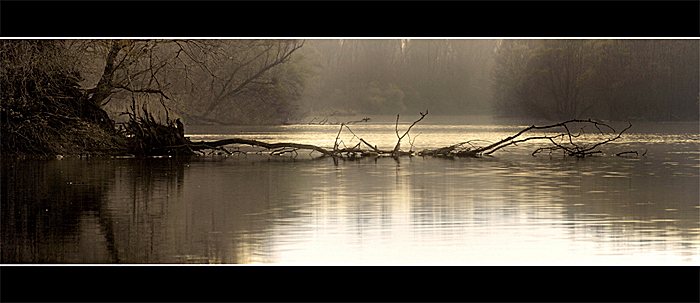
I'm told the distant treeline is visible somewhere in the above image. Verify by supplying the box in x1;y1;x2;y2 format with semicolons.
299;39;497;116
492;39;699;121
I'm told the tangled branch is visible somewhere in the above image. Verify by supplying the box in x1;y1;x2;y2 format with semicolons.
419;119;632;158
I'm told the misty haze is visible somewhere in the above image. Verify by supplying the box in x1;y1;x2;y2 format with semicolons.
2;39;698;264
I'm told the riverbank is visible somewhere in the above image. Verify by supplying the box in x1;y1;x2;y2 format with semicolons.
1;120;127;160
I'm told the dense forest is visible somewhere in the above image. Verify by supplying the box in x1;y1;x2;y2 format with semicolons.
492;39;699;121
1;39;698;156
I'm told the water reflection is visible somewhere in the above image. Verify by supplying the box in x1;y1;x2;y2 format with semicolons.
2;122;698;264
1;159;119;263
244;155;698;264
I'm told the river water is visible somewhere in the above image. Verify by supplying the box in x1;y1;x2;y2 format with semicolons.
2;116;698;264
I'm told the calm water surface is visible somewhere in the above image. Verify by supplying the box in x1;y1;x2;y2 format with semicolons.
2;116;698;264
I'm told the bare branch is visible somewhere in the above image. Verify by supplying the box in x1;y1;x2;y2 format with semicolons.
393;110;428;155
201;40;304;118
114;84;170;100
478;119;632;157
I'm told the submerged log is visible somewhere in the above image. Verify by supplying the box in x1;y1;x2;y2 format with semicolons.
190;138;335;156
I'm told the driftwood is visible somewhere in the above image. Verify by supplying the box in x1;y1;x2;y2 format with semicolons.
186;112;637;160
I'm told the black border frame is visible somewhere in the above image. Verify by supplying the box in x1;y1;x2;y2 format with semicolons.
1;265;699;302
1;1;699;302
1;1;699;37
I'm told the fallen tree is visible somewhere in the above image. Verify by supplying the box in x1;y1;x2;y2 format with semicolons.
184;111;636;160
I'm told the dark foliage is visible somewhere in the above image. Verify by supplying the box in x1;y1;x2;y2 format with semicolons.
492;39;699;121
1;40;123;156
